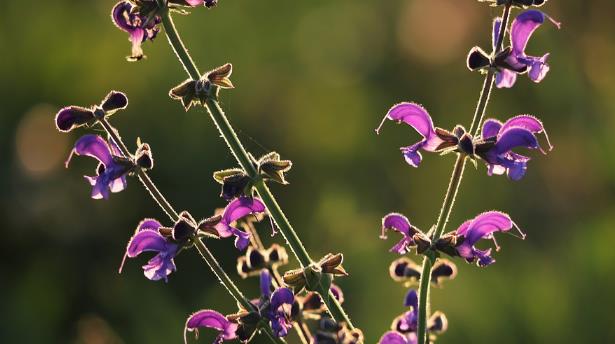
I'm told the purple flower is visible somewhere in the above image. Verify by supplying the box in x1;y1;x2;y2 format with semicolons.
376;103;444;167
184;310;238;344
455;211;525;267
380;213;420;254
214;197;267;250
259;270;295;337
476;115;551;180
120;218;180;282
169;0;218;7
378;289;446;344
65;134;133;199
55;91;128;132
111;1;161;61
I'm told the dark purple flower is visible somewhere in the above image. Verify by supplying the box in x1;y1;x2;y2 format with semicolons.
65;134;133;199
184;309;238;344
376;103;444;167
378;289;446;344
55;91;128;132
214;197;267;250
111;1;161;61
497;10;560;88
455;211;525;267
259;270;295;337
120;218;180;282
476;115;551;180
380;213;419;254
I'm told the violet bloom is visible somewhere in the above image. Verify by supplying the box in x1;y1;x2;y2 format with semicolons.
111;1;161;61
259;270;295;337
380;213;419;254
468;10;560;88
378;290;446;344
184;310;238;344
66;134;134;199
376;103;444;167
214;197;267;250
455;211;525;267
120;219;180;281
475;115;551;180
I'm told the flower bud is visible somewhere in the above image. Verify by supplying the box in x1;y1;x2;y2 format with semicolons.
134;140;154;170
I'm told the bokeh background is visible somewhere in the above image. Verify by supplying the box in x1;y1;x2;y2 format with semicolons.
2;0;614;343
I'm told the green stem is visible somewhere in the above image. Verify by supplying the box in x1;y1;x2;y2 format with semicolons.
415;5;512;344
158;3;355;329
97;118;284;344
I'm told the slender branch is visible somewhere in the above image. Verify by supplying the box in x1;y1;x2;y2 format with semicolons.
415;5;512;344
157;3;356;329
96;118;284;344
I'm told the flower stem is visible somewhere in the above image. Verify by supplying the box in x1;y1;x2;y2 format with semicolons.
157;4;355;329
415;5;512;344
97;118;284;344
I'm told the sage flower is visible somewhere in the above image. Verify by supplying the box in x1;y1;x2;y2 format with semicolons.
111;1;161;61
214;197;267;250
65;135;133;199
376;103;444;167
120;219;180;282
380;213;419;254
259;270;295;337
378;289;447;344
455;211;524;267
475;115;551;180
184;310;238;344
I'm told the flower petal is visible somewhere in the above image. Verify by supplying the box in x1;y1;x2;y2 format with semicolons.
404;289;418;309
126;229;168;257
495;69;518;88
378;331;411;344
492;16;503;49
185;310;237;344
401;142;425;168
270;288;294;310
481;119;503;139
463;211;512;246
72;135;114;167
494;127;539;154
527;53;550;83
111;1;133;33
222;197;266;224
510;10;546;55
260;270;273;298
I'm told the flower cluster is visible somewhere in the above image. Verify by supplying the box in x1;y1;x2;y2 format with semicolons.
377;3;559;343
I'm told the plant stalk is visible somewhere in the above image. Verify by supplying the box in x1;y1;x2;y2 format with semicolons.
415;4;512;344
157;3;355;329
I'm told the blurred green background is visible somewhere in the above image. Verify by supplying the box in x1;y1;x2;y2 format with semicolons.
2;0;614;343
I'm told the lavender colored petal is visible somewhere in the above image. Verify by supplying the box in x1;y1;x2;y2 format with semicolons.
527;53;550;82
143;248;177;281
233;229;251;251
495;69;518;88
111;1;133;32
463;211;512;246
455;219;473;236
260;270;273;298
126;229;167;257
481;119;503;139
109;175;128;193
494;127;539;154
379;331;411;344
383;103;435;139
401;142;425;168
404;289;418;309
381;213;412;237
492;17;503;49
270;288;294;310
330;284;344;304
137;219;163;232
510;10;546;55
222;197;266;224
185;309;237;344
129;28;145;60
72;135;114;166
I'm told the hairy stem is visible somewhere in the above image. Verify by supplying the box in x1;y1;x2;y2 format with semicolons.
97;118;284;344
157;3;355;329
415;5;512;344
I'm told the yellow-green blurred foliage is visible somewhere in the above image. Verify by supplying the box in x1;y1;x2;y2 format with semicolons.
1;0;614;343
